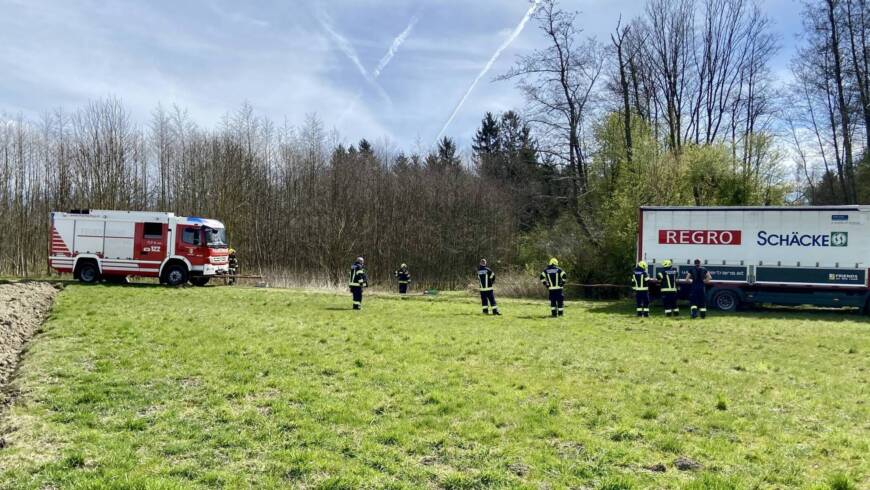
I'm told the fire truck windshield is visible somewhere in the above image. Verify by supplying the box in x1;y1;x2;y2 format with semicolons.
204;227;227;248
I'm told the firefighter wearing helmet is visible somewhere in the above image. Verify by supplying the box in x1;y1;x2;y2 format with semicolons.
477;259;500;315
227;248;239;285
349;256;369;310
540;258;567;317
394;263;411;298
632;261;650;317
656;259;680;317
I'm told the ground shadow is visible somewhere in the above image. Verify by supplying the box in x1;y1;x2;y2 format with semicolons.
113;282;166;289
585;300;869;323
512;314;560;320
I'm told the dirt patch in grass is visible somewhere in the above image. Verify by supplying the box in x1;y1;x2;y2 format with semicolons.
0;282;59;405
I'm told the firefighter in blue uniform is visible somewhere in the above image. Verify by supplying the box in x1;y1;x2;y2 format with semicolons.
656;259;680;317
632;261;650;317
685;258;712;319
477;259;501;315
540;258;567;317
394;263;411;298
349;256;368;310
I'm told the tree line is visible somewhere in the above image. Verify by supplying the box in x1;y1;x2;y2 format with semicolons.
1;0;868;287
0;101;514;285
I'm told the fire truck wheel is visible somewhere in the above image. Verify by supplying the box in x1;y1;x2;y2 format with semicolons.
163;264;189;286
77;261;100;284
190;277;210;287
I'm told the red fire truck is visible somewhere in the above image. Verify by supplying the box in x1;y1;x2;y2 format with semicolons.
49;210;230;286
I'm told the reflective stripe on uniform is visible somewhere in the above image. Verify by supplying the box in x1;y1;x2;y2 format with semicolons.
541;268;566;290
632;271;648;291
658;268;678;292
479;269;494;290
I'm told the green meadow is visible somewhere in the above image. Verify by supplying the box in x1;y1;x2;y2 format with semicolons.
0;285;867;489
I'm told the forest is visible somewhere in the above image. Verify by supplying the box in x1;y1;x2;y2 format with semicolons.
1;0;868;287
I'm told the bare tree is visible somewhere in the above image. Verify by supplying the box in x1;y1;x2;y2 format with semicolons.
611;18;634;166
499;0;604;239
790;0;868;203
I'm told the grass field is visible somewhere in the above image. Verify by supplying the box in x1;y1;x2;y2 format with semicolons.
0;285;867;489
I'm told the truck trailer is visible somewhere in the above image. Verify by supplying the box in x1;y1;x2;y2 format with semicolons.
49;210;229;286
638;206;870;312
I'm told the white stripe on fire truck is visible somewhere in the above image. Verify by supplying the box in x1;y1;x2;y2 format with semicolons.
103;267;159;273
101;259;162;264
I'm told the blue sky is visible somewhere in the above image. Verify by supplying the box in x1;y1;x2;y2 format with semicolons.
0;0;804;150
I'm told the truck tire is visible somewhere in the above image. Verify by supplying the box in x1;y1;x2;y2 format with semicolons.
712;289;739;312
190;276;210;287
77;261;100;284
163;264;189;287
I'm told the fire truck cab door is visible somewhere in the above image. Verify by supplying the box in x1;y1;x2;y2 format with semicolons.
134;222;168;262
176;225;206;265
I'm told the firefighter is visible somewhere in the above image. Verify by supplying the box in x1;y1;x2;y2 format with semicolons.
656;259;679;317
394;263;411;298
632;261;650;317
685;258;713;319
477;259;500;315
227;248;239;285
540;258;567;317
349;256;368;310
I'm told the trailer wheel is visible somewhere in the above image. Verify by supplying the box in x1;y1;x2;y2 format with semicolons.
190;276;210;287
712;290;739;312
163;264;189;286
77;261;100;284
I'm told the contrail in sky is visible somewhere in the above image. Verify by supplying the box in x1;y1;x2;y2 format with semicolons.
434;0;541;144
374;13;420;78
317;9;392;105
338;12;421;124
